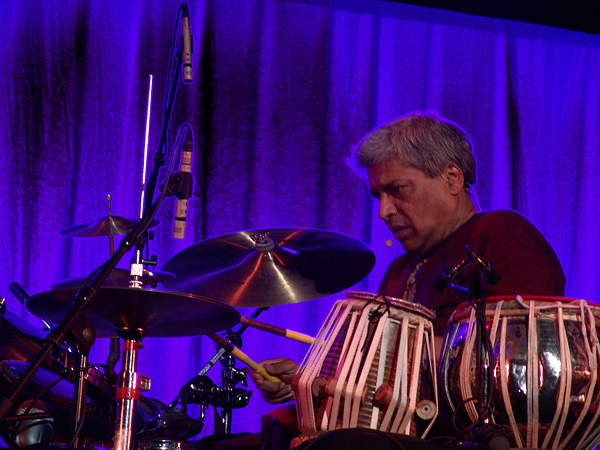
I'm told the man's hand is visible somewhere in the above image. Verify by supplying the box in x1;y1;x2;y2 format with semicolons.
249;357;299;404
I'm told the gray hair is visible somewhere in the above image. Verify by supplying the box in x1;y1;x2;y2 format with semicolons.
349;111;476;188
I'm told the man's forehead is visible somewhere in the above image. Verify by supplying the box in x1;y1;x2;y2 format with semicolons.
367;160;424;182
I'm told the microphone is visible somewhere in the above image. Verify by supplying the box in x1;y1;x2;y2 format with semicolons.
434;256;472;291
181;3;193;84
173;132;194;239
434;246;501;292
15;400;54;448
465;246;501;285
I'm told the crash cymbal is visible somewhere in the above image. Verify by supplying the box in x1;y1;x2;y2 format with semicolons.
27;288;240;338
50;268;175;290
160;228;376;308
60;215;160;237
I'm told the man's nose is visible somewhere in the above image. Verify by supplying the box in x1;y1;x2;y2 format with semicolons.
378;194;397;220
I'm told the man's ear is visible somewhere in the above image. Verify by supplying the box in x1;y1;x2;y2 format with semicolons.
442;163;465;194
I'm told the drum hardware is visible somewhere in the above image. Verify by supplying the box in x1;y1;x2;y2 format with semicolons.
171;306;269;437
205;332;254;436
4;147;217;450
114;329;150;450
51;268;175;291
437;245;501;432
170;341;254;438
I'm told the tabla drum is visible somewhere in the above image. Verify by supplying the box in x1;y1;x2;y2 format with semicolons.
292;291;438;439
440;295;600;450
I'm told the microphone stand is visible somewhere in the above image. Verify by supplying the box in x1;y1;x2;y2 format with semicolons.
144;4;188;216
139;4;188;288
442;246;495;422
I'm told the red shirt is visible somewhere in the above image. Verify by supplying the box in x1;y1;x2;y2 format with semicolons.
378;210;566;335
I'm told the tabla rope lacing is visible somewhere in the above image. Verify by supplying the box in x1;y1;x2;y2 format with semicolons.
460;307;479;421
558;300;599;449
336;302;372;429
298;300;346;433
420;324;439;438
397;318;425;435
525;299;539;447
379;311;409;431
348;305;389;429
498;311;523;447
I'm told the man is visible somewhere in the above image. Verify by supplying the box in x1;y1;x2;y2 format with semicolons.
250;111;565;447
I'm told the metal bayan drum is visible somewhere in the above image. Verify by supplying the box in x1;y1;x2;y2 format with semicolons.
440;295;600;450
293;291;438;439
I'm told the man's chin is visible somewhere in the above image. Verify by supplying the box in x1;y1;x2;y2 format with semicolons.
398;238;426;255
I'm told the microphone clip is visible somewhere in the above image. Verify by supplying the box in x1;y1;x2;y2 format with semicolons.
161;171;193;199
172;170;193;199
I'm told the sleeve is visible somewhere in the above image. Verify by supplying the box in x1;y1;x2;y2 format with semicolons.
468;211;565;297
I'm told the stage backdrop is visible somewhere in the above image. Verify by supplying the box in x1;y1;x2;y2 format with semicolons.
2;0;600;440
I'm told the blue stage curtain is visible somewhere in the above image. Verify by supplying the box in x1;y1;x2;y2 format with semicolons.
1;0;600;439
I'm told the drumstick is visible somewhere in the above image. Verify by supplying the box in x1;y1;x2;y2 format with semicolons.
208;333;282;383
239;317;315;344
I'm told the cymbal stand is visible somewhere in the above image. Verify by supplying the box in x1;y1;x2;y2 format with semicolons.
114;328;151;450
69;347;89;448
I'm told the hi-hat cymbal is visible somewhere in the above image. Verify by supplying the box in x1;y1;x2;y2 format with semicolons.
27;288;240;338
60;215;160;237
160;228;376;308
50;268;175;290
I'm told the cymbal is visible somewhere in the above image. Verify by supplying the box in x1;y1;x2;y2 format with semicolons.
51;268;175;290
160;228;376;307
60;215;160;237
27;288;240;338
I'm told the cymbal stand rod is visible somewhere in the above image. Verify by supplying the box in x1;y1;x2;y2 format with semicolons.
216;352;235;435
114;336;149;450
70;351;88;448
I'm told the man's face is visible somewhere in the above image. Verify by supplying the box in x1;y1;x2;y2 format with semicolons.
367;158;455;255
